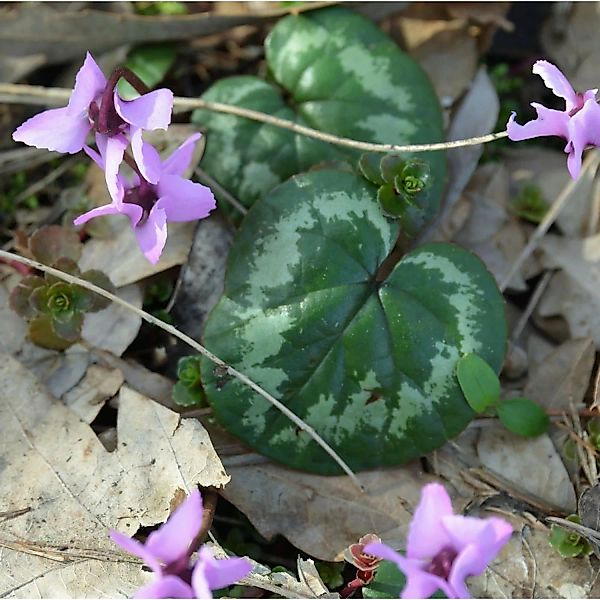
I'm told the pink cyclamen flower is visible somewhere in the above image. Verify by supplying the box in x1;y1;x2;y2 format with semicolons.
507;60;600;179
364;483;512;599
73;133;216;264
12;52;173;197
111;489;251;599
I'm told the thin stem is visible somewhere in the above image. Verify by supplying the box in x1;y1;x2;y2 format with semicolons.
0;249;362;491
0;83;508;154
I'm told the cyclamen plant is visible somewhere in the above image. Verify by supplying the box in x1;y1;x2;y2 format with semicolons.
12;52;215;263
111;489;251;599
364;484;512;599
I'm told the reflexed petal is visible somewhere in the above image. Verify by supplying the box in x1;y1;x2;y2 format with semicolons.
406;483;453;560
442;515;511;565
110;530;162;574
131;128;161;184
114;89;173;130
447;544;484;599
507;104;570;142
73;203;123;226
401;570;455;600
145;489;204;567
102;134;128;203
134;205;168;264
198;548;252;590
191;560;213;600
156;175;216;222
134;576;194;599
13;107;90;153
68;52;106;115
566;98;600;179
162;133;202;176
83;144;103;168
73;202;142;227
532;60;578;112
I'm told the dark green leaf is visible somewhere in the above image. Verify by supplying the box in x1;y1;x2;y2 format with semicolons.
118;43;177;100
456;353;501;413
193;6;445;225
497;397;549;437
80;270;115;311
201;170;506;473
358;153;386;186
363;561;406;599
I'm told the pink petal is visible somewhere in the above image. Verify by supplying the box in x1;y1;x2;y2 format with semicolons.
133;576;194;599
83;144;103;168
363;542;404;565
442;515;511;561
73;202;142;228
406;483;453;560
447;544;484;599
162;134;202;176
131;128;162;184
110;530;162;574
13;107;90;153
156;175;216;222
114;88;173;130
134;205;168;264
100;133;128;204
197;548;252;591
566;98;600;178
507;103;570;142
401;569;455;600
67;52;106;115
532;60;578;112
191;560;213;600
145;489;204;567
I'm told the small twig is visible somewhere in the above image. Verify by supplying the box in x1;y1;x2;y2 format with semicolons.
0;82;508;155
500;152;600;291
509;270;553;345
13;156;77;204
0;249;362;491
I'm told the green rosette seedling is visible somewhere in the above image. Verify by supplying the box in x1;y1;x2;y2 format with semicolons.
173;356;206;408
359;154;431;236
549;514;593;559
9;225;114;350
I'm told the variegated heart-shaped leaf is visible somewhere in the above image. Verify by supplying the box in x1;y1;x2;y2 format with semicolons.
193;6;445;223
201;170;506;473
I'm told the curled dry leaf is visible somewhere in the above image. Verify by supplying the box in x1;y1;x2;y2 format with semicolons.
0;356;228;598
62;364;124;424
426;67;499;242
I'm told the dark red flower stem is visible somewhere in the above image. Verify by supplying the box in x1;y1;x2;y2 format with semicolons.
97;67;150;135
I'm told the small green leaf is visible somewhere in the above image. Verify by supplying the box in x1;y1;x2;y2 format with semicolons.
363;561;406;599
549;514;593;558
497;397;549;437
51;311;84;342
172;381;205;408
380;155;406;184
358;153;385;186
118;44;177;100
456;353;501;413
